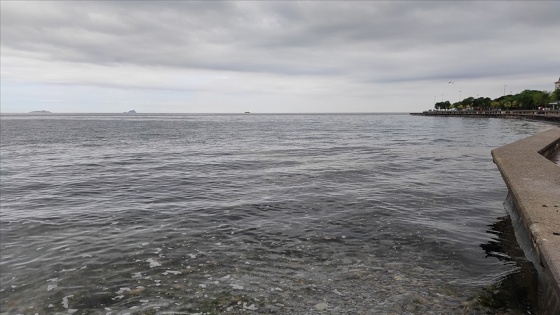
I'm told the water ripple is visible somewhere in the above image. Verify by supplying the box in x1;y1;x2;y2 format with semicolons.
0;114;554;314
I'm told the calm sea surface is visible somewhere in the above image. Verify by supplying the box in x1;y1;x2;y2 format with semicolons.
0;114;556;314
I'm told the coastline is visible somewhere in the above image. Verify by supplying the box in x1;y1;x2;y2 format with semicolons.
491;128;560;314
411;109;560;123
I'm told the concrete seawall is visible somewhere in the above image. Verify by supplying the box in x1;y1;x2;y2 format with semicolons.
491;128;560;314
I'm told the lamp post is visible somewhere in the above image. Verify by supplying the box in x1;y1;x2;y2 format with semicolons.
503;85;507;96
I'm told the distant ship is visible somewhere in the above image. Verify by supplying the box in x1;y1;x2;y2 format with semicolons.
244;111;251;114
124;110;137;114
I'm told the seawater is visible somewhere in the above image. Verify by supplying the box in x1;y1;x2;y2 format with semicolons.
0;113;555;314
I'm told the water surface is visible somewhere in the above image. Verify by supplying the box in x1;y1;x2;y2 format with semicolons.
0;114;555;314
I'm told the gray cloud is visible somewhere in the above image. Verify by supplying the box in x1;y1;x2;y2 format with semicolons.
1;1;559;113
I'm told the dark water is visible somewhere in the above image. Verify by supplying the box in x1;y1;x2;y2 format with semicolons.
0;114;555;314
550;148;560;164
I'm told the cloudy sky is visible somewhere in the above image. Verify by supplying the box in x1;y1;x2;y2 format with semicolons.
1;1;559;113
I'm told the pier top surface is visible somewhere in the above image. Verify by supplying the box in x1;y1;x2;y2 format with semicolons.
492;128;560;302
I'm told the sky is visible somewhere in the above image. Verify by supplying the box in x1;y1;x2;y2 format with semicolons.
1;1;559;113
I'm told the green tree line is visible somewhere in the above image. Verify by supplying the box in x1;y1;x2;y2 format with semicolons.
435;89;560;110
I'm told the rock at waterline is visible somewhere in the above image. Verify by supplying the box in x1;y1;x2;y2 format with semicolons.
315;303;328;310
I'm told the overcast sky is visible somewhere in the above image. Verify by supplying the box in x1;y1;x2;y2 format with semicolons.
1;1;559;113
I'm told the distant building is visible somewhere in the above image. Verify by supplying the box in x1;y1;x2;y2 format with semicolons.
555;77;560;90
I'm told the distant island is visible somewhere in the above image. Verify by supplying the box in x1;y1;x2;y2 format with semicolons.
124;110;137;114
29;110;52;114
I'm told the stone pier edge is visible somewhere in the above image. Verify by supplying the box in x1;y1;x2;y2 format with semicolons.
491;128;560;314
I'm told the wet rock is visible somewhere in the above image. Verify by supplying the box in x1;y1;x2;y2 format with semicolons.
412;267;425;273
127;286;145;295
314;302;328;310
343;269;368;279
413;295;429;305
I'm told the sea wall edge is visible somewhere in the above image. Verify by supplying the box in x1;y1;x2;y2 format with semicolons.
491;127;560;314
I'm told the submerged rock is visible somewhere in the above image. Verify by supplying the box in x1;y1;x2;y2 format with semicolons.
314;302;328;310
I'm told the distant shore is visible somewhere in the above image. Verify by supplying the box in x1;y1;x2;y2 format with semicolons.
28;110;52;114
411;109;560;122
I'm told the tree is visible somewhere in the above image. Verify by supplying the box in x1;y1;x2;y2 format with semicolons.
517;90;534;109
472;97;491;109
554;89;560;102
534;92;549;107
461;97;474;107
432;87;558;111
551;90;560;109
434;101;451;110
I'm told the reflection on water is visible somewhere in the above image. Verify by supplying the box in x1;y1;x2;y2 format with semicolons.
472;216;538;314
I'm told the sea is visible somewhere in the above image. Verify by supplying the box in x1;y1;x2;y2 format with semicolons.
0;113;557;315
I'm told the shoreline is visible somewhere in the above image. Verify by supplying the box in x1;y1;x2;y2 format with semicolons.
410;109;560;122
